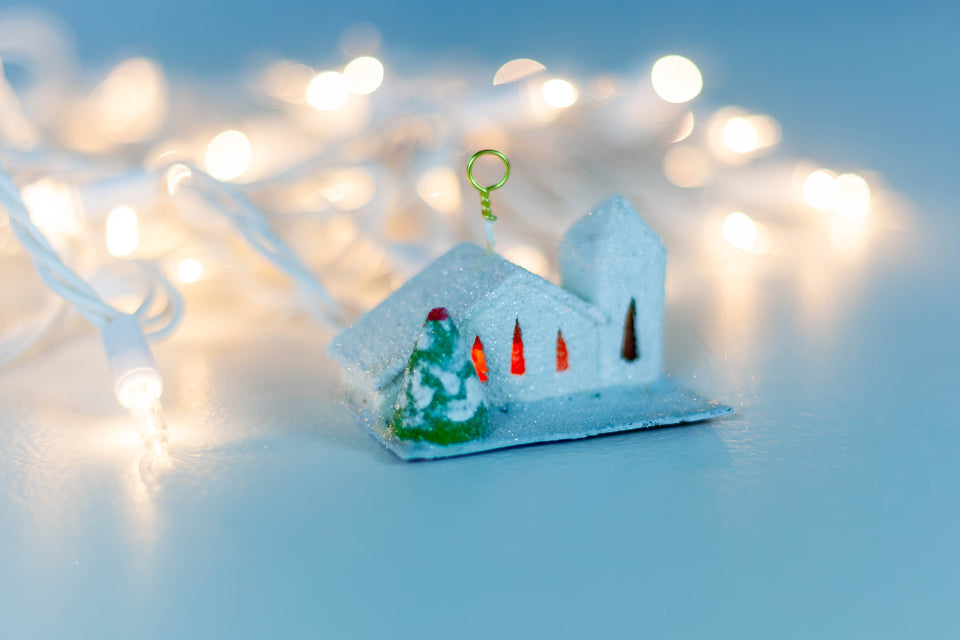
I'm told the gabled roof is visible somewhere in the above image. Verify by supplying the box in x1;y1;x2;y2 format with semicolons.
560;194;664;266
328;242;606;390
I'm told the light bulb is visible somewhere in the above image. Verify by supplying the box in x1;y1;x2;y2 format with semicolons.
120;377;170;456
101;314;170;456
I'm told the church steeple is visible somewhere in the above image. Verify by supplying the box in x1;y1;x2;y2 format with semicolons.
558;195;665;386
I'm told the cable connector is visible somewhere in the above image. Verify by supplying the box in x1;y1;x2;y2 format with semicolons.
100;314;169;455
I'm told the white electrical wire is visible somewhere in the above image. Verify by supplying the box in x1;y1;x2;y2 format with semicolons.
168;164;346;330
0;293;68;364
0;163;178;455
0;166;182;340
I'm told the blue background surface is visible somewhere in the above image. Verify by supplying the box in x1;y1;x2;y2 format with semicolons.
2;1;959;638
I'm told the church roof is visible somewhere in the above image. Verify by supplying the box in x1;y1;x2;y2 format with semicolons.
328;242;606;390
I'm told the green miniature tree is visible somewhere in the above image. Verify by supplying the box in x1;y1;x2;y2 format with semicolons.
392;307;488;444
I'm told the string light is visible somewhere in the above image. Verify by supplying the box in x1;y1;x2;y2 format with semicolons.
0;11;903;464
0;167;181;456
102;314;169;456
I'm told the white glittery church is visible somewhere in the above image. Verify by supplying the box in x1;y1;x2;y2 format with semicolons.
329;195;666;409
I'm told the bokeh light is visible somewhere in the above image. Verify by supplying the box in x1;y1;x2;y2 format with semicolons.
834;173;871;218
802;169;837;210
722;212;757;250
343;57;384;95
165;164;193;196
416;167;461;215
541;78;579;108
177;258;203;283
501;245;550;278
748;114;782;148
663;146;713;188
493;59;547;85
205;130;252;181
671;111;695;142
317;168;376;211
307;71;351;111
106;206;139;257
339;23;381;57
588;75;618;102
88;57;167;143
21;178;81;242
723;117;759;153
260;60;315;103
651;55;702;104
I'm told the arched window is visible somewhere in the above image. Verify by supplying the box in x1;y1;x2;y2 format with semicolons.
621;298;639;362
471;336;488;383
511;319;525;375
556;330;569;372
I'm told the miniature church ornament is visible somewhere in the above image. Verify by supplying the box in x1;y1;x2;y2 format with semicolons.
328;150;732;460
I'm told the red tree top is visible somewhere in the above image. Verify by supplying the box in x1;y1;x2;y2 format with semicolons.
427;307;449;321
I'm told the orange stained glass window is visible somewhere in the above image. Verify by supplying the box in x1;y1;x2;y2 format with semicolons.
471;336;488;383
511;319;525;375
556;330;569;371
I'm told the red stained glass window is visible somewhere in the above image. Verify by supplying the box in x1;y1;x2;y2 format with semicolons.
511;319;525;375
556;330;569;372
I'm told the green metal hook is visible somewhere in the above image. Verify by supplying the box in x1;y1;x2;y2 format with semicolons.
466;149;510;223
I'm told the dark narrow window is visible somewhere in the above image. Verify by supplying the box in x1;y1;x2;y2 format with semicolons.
471;336;488;383
621;298;639;362
556;330;569;372
511;319;526;375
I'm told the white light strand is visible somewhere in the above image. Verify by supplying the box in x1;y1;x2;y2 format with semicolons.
167;164;346;329
0;11;901;464
0;165;177;455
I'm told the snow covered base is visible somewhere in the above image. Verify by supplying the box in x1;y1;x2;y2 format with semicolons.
343;377;733;461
